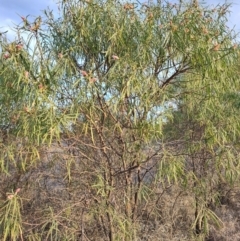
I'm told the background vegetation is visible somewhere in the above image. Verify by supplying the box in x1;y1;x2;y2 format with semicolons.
1;0;240;240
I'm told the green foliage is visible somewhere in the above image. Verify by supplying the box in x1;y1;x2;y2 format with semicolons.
0;190;23;241
0;0;240;240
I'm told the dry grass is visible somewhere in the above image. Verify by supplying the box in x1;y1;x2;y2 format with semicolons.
1;143;240;240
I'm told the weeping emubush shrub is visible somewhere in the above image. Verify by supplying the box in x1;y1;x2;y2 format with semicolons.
0;0;240;240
